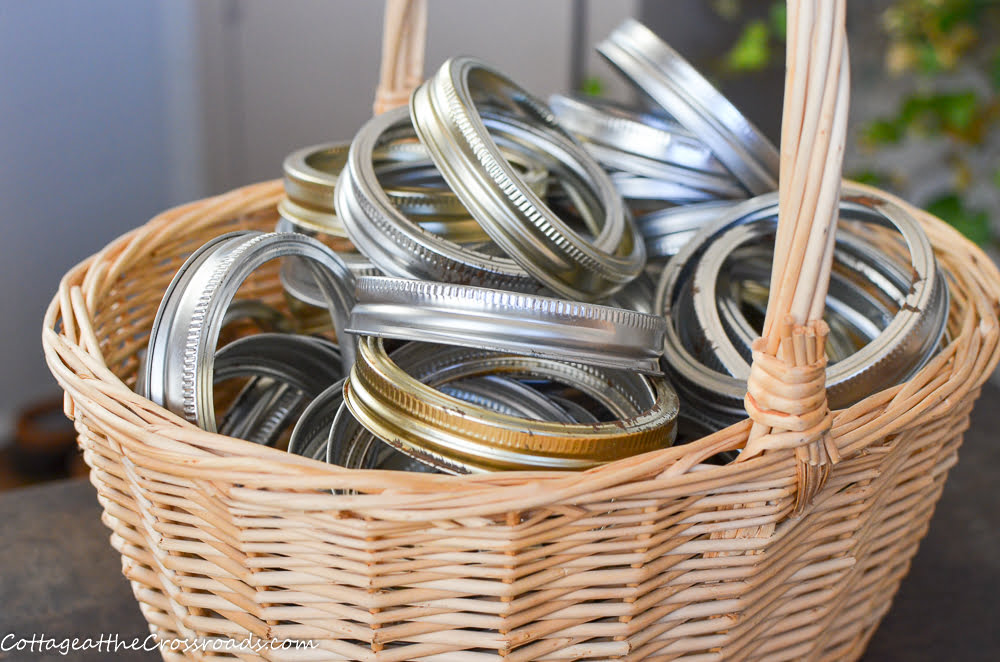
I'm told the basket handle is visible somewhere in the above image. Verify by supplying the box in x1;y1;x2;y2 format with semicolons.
740;0;850;516
373;0;427;115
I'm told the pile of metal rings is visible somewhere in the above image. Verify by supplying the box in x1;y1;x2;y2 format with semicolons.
137;19;949;471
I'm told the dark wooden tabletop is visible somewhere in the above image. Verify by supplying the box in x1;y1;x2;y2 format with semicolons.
2;383;998;661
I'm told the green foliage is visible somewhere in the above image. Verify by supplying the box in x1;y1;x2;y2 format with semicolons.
863;119;904;147
724;19;771;72
711;0;1000;246
580;76;604;97
721;2;786;73
991;48;1000;89
926;193;993;245
850;170;890;187
768;3;787;41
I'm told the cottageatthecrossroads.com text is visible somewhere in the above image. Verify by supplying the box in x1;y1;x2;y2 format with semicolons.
1;633;319;655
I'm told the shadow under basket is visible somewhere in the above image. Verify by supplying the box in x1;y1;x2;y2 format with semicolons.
42;178;1000;661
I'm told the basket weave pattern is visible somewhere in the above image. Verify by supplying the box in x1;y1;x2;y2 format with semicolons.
42;176;1000;660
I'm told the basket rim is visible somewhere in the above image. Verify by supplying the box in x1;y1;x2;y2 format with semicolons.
41;179;1000;503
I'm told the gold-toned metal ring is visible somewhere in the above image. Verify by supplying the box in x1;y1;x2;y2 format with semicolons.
343;337;678;472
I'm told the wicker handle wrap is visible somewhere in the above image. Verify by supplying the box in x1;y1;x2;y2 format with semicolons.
742;0;849;516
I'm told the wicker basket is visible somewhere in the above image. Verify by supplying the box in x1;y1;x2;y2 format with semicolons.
41;2;1000;660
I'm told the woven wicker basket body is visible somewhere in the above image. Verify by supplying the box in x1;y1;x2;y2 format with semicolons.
42;179;1000;661
41;3;1000;660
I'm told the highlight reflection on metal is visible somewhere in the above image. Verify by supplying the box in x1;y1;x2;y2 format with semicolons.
348;276;667;374
409;57;644;300
654;185;949;429
342;338;678;473
548;94;727;175
637;200;741;258
139;231;356;430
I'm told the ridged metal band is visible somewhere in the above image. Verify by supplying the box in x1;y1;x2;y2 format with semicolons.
293;343;655;470
348;276;667;374
139;231;356;431
410;56;645;301
343;337;678;473
598;19;779;195
654;186;949;426
336;107;543;292
281;139;544;244
698;227;917;368
282;142;350;211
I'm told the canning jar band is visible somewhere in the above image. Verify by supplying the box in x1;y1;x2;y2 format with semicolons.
336;107;542;292
548;93;727;175
343;337;678;473
347;276;667;374
598;19;779;195
140;231;356;431
410;56;644;300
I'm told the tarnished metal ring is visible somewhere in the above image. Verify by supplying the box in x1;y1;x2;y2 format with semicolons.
410;56;645;300
688;193;949;404
343;337;677;473
654;185;949;422
703;231;914;366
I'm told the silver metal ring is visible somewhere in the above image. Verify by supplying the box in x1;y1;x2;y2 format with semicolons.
637;200;741;258
275;216;380;308
548;93;727;175
598;19;779;195
336;107;544;293
214;334;343;446
348;276;666;374
699;228;916;367
609;173;724;206
410;56;645;300
139;231;356;431
654;185;949;426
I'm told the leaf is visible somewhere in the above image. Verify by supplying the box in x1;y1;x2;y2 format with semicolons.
725;19;771;72
849;170;889;187
926;193;992;245
580;76;604;97
769;2;787;41
938;91;978;132
992;49;1000;90
916;42;943;74
862;119;904;146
